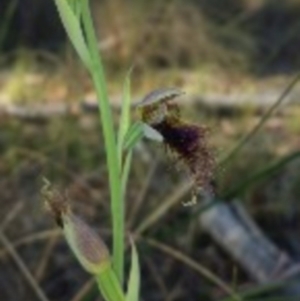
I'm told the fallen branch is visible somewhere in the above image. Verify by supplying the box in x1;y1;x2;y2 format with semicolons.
198;192;300;297
1;89;299;121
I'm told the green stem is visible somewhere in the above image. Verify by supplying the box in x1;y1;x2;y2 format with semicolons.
81;0;124;284
96;268;126;301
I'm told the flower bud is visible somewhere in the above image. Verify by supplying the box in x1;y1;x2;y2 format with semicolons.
42;180;111;275
62;213;111;275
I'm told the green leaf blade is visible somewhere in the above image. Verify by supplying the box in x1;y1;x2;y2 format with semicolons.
118;68;133;163
54;0;91;69
121;152;132;197
126;238;141;301
123;122;144;151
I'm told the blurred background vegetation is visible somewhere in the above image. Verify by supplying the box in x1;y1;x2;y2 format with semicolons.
1;0;300;301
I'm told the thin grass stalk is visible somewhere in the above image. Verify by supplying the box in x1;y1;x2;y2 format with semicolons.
223;151;300;200
220;279;293;301
218;73;300;171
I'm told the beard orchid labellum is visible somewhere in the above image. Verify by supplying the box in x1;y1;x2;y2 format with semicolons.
135;88;215;200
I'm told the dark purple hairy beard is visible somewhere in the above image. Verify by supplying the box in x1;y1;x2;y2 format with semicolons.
151;116;215;193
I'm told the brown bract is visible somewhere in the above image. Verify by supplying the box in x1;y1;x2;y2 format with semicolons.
41;180;70;228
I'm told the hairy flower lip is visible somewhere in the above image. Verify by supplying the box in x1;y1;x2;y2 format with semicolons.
133;88;184;108
151;117;214;191
136;88;215;195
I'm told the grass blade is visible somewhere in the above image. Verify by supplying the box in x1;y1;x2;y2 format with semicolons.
223;151;300;200
218;73;300;171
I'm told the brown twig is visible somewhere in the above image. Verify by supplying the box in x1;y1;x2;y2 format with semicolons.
143;236;242;301
0;230;50;301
